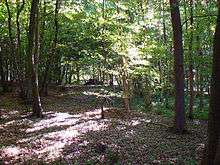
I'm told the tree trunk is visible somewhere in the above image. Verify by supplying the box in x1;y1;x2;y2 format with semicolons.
122;57;131;111
59;65;65;84
196;36;204;111
188;0;194;119
76;62;80;84
143;77;152;109
109;74;113;87
28;0;43;118
68;65;72;84
5;0;16;79
201;2;220;164
170;0;185;133
5;0;26;97
116;0;131;111
41;0;59;95
0;48;7;93
65;65;69;84
199;79;204;111
16;0;25;98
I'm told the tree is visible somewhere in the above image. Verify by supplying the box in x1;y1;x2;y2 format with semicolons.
5;0;25;97
0;42;8;93
188;0;194;119
116;0;131;111
41;0;60;96
170;0;185;133
15;0;25;97
27;0;43;118
201;1;220;164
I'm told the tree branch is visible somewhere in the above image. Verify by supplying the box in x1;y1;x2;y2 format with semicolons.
182;14;218;27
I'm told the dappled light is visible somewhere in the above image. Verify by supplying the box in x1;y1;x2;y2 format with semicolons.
0;86;208;164
0;92;162;164
0;106;157;164
82;88;122;98
1;0;216;163
1;108;111;163
0;108;20;120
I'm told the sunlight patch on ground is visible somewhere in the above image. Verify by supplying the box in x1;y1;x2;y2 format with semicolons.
1;146;21;157
2;118;32;127
0;146;30;162
25;112;79;133
119;118;151;127
28;119;108;161
116;118;151;131
0;109;19;119
58;91;81;97
1;110;111;163
83;90;121;98
26;109;110;133
0;108;154;163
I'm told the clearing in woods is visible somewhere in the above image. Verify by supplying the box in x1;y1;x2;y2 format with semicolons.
0;86;207;164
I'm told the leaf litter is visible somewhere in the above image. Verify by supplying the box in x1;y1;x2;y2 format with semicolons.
0;87;207;164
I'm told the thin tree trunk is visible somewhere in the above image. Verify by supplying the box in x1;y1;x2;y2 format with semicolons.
16;0;25;98
5;0;16;79
196;36;204;111
101;0;106;84
162;0;167;43
199;49;204;111
76;62;80;84
109;74;113;87
68;65;72;84
188;0;194;119
116;0;130;111
0;48;7;92
170;0;185;133
59;65;65;84
5;0;26;96
41;0;59;95
161;0;168;104
65;65;69;84
122;57;131;111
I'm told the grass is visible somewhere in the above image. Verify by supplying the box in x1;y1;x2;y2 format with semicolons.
130;96;148;112
131;94;209;120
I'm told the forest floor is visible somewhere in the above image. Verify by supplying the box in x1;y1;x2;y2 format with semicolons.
0;86;207;165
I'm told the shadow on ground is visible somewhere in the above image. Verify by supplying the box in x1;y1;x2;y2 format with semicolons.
0;86;207;164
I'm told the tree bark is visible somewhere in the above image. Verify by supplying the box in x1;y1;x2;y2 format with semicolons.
116;0;131;111
41;0;60;96
122;56;131;111
76;62;80;84
27;0;43;118
170;0;185;133
16;0;25;98
201;1;220;164
0;47;7;92
188;0;194;119
5;0;25;96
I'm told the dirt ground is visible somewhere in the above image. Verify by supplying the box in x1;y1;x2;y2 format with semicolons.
0;86;207;164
